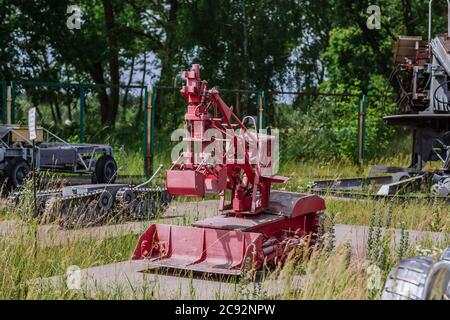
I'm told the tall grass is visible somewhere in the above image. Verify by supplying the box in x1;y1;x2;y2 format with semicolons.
0;211;447;299
327;198;449;233
0;224;138;299
0;152;448;299
279;154;411;190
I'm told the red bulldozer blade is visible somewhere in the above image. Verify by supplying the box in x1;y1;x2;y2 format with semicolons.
132;224;264;275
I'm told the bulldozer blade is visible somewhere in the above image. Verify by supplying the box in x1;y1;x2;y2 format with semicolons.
132;224;264;275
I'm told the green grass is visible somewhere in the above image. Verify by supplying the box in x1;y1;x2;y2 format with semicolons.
0;152;448;299
327;198;449;233
274;155;448;233
0;226;138;299
279;154;411;189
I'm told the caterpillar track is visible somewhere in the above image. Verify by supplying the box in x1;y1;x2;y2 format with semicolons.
10;183;173;228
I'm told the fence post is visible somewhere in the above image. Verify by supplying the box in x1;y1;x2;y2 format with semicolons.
262;90;266;129
79;85;85;143
1;81;6;124
11;81;15;123
143;87;149;176
256;90;266;132
6;85;11;124
357;95;367;164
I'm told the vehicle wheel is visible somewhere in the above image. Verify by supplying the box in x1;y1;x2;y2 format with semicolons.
423;246;450;300
95;155;117;183
5;158;30;189
381;256;435;300
116;189;136;204
159;189;174;205
97;190;114;210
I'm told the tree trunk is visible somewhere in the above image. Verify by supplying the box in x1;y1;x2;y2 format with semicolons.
159;0;178;86
89;62;110;123
156;0;178;127
53;93;62;125
402;0;415;35
241;0;249;116
136;53;147;124
235;91;241;119
35;106;44;122
102;0;120;126
50;101;57;126
68;98;73;122
123;56;135;108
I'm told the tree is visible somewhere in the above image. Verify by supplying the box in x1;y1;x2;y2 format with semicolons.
171;0;308;121
8;0;146;126
3;0;449;152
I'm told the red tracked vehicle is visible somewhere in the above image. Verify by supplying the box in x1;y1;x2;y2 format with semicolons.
132;64;325;275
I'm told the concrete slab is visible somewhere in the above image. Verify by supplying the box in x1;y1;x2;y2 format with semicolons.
334;224;448;259
3;198;448;299
1;199;447;250
36;259;305;299
0;200;220;247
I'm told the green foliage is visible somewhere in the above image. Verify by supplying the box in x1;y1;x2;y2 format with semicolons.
326;212;336;255
1;0;448;160
397;224;409;261
276;74;396;161
276;24;398;162
322;27;377;90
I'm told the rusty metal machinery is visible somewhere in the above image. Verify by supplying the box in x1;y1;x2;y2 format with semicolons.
10;166;172;228
0;125;118;189
312;1;450;200
132;64;325;275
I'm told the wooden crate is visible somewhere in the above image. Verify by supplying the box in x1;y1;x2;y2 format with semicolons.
10;126;44;143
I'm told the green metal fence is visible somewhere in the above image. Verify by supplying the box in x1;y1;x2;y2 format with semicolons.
0;80;155;176
0;79;374;175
